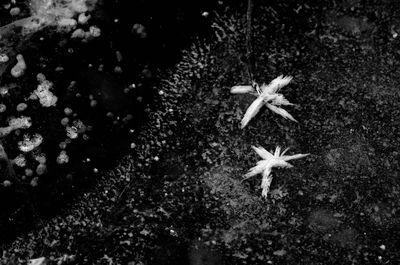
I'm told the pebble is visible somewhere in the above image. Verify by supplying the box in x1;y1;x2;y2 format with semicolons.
57;151;69;164
59;141;67;149
11;54;26;78
13;155;26;167
57;18;77;30
9;7;20;16
0;104;6;113
116;51;123;62
90;99;98;107
89;26;101;37
78;13;91;24
64;108;73;115
0;87;8;96
30;177;39;187
36;164;47;175
71;29;85;39
61;117;69;126
35;154;46;164
66;126;78;139
0;54;9;63
3;180;12;187
132;24;147;38
25;168;33;177
114;66;123;73
36;73;46;83
16;103;27;112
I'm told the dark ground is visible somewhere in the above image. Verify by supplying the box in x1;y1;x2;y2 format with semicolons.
1;0;400;264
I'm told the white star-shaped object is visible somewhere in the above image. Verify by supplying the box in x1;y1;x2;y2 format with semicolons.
243;145;309;198
231;75;296;128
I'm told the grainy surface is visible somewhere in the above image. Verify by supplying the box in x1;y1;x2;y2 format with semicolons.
1;0;400;264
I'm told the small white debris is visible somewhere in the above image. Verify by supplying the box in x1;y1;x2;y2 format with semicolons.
33;80;58;107
16;102;28;112
9;7;20;16
61;117;69;126
66;126;78;139
114;66;123;73
36;163;47;175
0;54;9;63
0;127;12;137
89;26;101;37
34;153;47;164
57;150;69;164
18;134;43;153
13;154;27;167
57;18;77;31
8;116;32;130
0;87;9;96
132;23;147;38
3;180;12;187
25;168;33;177
116;51;123;62
380;244;386;251
30;177;39;187
0;104;6;113
90;99;97;107
59;141;67;149
36;73;46;83
71;28;86;38
71;0;88;13
11;54;26;78
72;119;86;133
78;12;91;24
64;107;73;115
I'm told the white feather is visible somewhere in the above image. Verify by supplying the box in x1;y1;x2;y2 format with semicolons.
232;75;297;127
241;96;264;128
230;85;255;94
261;75;293;95
281;153;310;161
266;103;297;122
270;94;294;106
243;145;310;198
252;145;274;160
261;170;273;197
243;163;265;180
